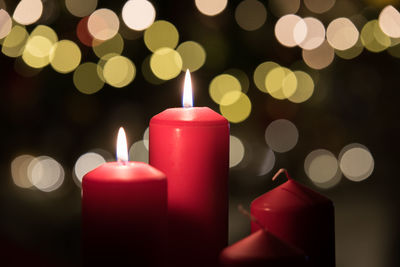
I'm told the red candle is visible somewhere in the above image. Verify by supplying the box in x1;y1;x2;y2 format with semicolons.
250;169;335;267
219;229;307;267
82;128;167;266
149;70;229;266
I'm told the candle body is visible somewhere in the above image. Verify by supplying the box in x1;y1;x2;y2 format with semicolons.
219;229;307;267
250;179;335;267
82;162;167;267
149;107;229;267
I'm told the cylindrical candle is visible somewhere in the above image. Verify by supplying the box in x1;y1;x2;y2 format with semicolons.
149;72;229;266
220;229;307;267
250;169;335;267
82;128;167;266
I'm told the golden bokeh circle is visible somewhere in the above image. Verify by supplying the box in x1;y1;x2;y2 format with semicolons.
176;41;206;72
144;20;179;52
103;55;136;88
150;47;182;80
73;62;104;94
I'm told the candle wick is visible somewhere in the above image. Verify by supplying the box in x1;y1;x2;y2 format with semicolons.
238;205;268;232
272;168;292;182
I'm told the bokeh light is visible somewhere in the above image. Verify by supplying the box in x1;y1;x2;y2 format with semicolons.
219;92;251;123
304;0;335;14
143;127;149;150
141;55;164;84
269;0;300;17
275;14;304;48
144;20;179;52
327;18;359;51
129;140;148;163
11;154;35;189
65;0;97;17
253;61;280;93
176;41;206;72
224;68;250;93
27;156;64;192
257;148;275;176
195;0;227;16
122;0;156;31
230;135;245;168
304;149;341;189
77;16;94;47
361;20;391;53
73;62;104;94
335;38;364;59
302;40;335;69
235;0;267;31
22;35;53;69
50;40;81;73
74;152;105;183
0;9;12;39
13;0;43;25
103;55;136;88
295;17;325;50
287;71;314;103
88;8;120;41
150;47;182;80
339;143;374;182
265;119;298;153
265;66;297;100
379;5;400;38
209;74;242;104
2;25;29;57
93;33;124;58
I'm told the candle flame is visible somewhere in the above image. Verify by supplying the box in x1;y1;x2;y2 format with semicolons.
117;127;129;163
182;69;193;108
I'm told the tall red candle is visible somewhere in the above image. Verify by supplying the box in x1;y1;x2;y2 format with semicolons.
250;169;335;267
82;128;167;266
149;71;229;266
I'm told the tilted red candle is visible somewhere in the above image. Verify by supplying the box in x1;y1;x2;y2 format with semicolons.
82;128;167;266
149;71;229;266
250;169;335;267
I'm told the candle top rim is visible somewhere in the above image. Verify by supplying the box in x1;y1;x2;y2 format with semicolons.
82;161;166;184
150;107;228;126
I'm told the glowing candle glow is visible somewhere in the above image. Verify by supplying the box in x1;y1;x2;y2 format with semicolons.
82;127;167;266
150;71;230;267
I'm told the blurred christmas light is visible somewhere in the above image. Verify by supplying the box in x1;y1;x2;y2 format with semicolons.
287;71;314;103
73;62;104;94
219;92;251;123
13;0;43;25
150;47;182;80
304;149;342;189
11;154;35;189
144;20;179;52
295;17;325;50
327;18;359;51
275;14;305;48
361;20;391;52
22;35;53;69
2;25;28;57
257;148;275;176
141;55;164;84
195;0;227;16
265;66;297;100
335;38;364;59
27;156;64;192
92;33;124;58
176;41;206;72
103;55;136;88
235;0;267;31
143;127;149;150
229;135;245;168
50;40;81;73
76;16;94;47
88;8;119;41
253;61;279;93
339;144;374;182
379;5;400;38
268;0;300;17
265;119;298;153
224;69;250;93
209;74;242;105
122;0;156;31
65;0;97;17
129;140;148;163
0;9;12;39
304;0;335;14
74;152;105;184
302;40;335;69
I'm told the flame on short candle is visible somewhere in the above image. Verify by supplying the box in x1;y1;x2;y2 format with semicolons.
182;69;193;108
117;127;129;163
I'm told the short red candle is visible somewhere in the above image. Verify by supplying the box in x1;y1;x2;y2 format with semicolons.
149;71;229;266
82;128;167;266
219;229;307;267
250;169;335;267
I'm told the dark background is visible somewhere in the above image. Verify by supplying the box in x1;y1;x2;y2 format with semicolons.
0;0;399;266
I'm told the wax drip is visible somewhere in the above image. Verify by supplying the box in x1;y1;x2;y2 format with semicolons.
238;205;268;232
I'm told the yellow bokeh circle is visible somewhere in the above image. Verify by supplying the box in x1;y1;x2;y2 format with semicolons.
150;47;182;80
93;33;124;58
144;20;179;52
288;71;314;103
220;92;251;123
253;61;280;93
73;62;104;94
103;55;136;88
2;25;29;58
50;40;81;73
22;36;53;68
361;20;391;53
209;74;242;104
176;41;206;72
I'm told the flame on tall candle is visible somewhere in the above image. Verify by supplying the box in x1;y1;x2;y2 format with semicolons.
117;127;129;163
182;69;193;108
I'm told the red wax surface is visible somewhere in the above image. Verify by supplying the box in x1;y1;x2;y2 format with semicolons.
149;107;229;267
250;178;335;267
82;162;167;267
219;229;307;267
